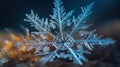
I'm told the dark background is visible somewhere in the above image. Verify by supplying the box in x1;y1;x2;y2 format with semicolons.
0;0;120;32
0;0;120;67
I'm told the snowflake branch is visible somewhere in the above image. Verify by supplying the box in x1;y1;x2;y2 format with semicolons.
70;3;94;35
24;10;55;38
74;39;115;50
50;0;74;39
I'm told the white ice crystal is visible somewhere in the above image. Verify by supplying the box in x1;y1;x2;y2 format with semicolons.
24;0;115;66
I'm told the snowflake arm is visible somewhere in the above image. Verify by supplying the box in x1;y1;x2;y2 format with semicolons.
70;3;94;35
24;10;55;38
64;42;83;65
74;30;115;50
50;0;74;39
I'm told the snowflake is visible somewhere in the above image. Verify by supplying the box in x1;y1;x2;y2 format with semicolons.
24;0;115;66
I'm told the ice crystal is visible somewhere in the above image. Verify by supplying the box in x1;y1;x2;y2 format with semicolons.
24;0;115;65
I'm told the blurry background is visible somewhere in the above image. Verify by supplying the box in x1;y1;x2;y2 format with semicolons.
0;0;120;67
0;0;120;30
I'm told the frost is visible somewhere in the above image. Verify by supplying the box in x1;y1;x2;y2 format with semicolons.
24;0;115;66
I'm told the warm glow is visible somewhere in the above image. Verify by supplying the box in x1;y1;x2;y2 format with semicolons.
0;31;39;63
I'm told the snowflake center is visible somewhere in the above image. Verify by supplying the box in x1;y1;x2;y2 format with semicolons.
53;33;74;51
